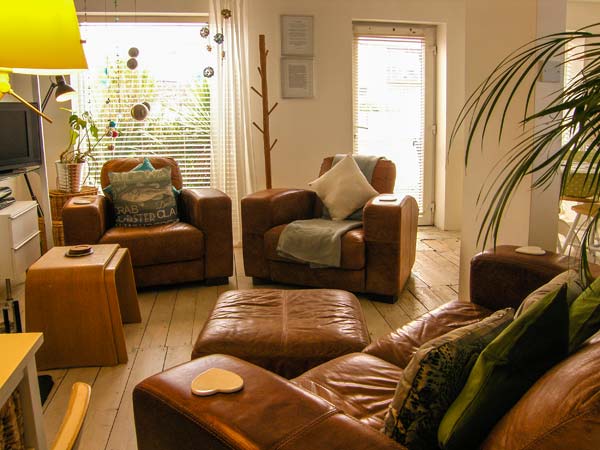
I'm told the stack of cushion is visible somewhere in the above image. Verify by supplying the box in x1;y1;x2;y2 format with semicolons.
382;270;600;450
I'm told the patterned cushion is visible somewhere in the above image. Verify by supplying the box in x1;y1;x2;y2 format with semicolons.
382;308;514;450
108;166;179;227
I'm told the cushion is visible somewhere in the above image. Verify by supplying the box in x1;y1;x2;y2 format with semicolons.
569;275;600;352
309;155;379;220
103;157;180;198
515;269;583;317
382;308;514;450
108;166;179;227
438;285;570;450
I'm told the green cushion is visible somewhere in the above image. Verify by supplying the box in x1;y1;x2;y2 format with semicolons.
108;166;179;227
569;276;600;352
382;308;514;450
438;285;569;450
103;157;180;198
515;270;583;318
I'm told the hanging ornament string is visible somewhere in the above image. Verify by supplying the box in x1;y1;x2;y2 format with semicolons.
200;4;231;78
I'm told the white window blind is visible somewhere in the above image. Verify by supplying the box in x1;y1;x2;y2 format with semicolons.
353;32;426;212
72;23;212;188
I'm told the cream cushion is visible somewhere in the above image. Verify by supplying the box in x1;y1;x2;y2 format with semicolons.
308;155;379;220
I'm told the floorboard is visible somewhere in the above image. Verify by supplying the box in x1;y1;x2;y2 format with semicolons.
40;226;460;449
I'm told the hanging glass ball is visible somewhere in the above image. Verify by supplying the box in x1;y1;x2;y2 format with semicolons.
214;33;224;44
111;130;119;138
127;58;138;70
200;26;210;38
109;120;116;128
107;143;115;151
131;103;150;121
203;66;215;78
128;47;139;58
221;9;232;19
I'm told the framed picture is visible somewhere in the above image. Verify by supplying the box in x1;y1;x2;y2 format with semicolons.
281;15;314;56
281;58;314;98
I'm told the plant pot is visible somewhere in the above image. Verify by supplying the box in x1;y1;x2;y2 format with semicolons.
55;161;87;193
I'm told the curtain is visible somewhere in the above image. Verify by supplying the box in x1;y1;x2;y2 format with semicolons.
209;0;255;245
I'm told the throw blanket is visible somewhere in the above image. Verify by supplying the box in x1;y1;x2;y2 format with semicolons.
276;154;381;268
277;219;362;268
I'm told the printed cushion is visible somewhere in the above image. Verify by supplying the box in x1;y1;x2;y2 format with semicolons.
515;269;583;317
438;285;569;450
309;155;378;220
108;166;179;227
382;308;514;450
103;157;180;198
569;275;600;352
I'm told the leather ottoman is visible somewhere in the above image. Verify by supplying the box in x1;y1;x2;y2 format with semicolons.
191;289;370;378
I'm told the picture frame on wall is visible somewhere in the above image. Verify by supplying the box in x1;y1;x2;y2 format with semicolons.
281;15;314;56
281;58;314;98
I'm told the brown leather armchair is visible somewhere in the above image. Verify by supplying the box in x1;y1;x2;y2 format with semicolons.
62;157;233;288
241;157;419;300
133;247;600;450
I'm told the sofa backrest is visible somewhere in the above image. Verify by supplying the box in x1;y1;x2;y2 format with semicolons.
481;335;600;450
100;157;184;190
313;156;396;217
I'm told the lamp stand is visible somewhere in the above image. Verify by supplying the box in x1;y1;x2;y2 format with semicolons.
0;72;53;123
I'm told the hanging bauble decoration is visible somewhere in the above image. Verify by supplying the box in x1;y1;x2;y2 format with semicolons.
222;50;226;59
203;66;215;78
221;9;232;19
128;47;139;57
127;58;138;70
131;103;150;121
206;44;213;52
107;143;116;151
214;33;224;44
109;120;117;128
200;26;210;38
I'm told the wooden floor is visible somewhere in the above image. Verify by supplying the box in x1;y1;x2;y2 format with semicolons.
39;226;460;450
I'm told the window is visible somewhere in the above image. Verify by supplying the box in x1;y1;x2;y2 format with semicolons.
72;23;212;187
353;24;436;224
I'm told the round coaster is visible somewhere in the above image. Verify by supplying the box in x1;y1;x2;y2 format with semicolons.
73;198;92;205
65;245;94;257
515;246;546;256
191;368;244;397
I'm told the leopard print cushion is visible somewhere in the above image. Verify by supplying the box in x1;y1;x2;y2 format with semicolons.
383;308;514;450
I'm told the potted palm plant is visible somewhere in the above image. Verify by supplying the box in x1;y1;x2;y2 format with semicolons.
56;111;105;192
455;25;600;282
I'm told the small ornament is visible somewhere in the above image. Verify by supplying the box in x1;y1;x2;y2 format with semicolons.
111;130;119;138
200;26;210;38
127;58;138;70
203;66;214;78
105;98;111;105
221;9;232;19
107;143;115;151
109;120;116;128
213;33;224;44
131;103;150;121
206;44;212;52
222;50;225;59
128;47;139;58
106;129;113;137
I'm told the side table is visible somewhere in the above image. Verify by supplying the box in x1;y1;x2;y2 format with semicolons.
0;333;48;450
25;244;141;370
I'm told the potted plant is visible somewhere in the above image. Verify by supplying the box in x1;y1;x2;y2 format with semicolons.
454;26;600;282
56;111;105;193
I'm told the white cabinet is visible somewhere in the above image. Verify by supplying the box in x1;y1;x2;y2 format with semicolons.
0;201;41;284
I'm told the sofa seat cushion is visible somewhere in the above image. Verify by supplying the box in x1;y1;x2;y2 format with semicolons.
264;224;366;270
363;301;493;368
99;221;204;267
293;353;402;431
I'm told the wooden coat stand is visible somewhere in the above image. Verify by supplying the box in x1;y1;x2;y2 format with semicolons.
251;35;278;189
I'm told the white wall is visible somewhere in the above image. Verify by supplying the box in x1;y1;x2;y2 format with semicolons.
246;0;466;232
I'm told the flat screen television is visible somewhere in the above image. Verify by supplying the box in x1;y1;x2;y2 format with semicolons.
0;102;43;174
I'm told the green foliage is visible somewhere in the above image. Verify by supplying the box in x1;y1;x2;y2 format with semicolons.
453;24;600;281
61;110;105;163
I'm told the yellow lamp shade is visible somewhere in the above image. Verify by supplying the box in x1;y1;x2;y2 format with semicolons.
0;0;87;74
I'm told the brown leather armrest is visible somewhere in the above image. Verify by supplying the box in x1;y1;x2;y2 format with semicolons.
470;245;577;310
133;355;404;450
363;195;418;243
241;188;316;235
62;195;108;245
180;188;233;279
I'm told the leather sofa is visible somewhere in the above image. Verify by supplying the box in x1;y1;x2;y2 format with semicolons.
241;157;419;300
62;157;233;288
133;246;600;450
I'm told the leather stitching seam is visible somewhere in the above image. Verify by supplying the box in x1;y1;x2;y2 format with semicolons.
272;408;338;450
